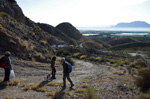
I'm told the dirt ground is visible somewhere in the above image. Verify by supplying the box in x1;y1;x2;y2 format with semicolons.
0;58;138;99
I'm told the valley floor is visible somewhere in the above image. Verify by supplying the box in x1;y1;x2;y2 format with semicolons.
0;58;138;99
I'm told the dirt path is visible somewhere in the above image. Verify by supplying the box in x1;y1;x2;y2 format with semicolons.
0;58;138;99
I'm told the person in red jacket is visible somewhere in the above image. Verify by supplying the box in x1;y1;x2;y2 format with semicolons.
3;51;12;82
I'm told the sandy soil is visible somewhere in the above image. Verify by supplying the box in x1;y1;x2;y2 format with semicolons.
0;58;138;99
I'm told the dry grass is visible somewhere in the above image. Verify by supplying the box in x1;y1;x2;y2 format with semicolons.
31;57;35;62
23;40;29;49
94;57;102;61
53;91;65;99
40;40;47;45
76;88;87;93
30;45;34;50
36;86;46;92
135;67;150;90
23;83;46;92
23;83;37;90
47;81;58;87
130;62;136;67
9;39;16;45
36;52;43;58
108;75;114;80
113;70;121;75
138;92;150;99
3;79;20;86
0;24;3;29
4;96;11;99
73;52;81;57
82;83;89;88
83;87;98;99
47;90;56;97
80;55;87;60
82;79;89;83
65;91;73;97
17;36;21;44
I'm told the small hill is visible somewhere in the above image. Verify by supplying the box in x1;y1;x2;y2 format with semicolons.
108;38;137;46
37;23;76;45
114;21;150;28
56;22;82;40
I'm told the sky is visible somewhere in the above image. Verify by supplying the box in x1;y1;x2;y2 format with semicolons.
16;0;150;27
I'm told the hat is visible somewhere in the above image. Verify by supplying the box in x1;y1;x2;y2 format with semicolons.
61;57;65;61
5;51;11;56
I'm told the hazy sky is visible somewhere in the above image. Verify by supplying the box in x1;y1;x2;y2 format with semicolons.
16;0;150;27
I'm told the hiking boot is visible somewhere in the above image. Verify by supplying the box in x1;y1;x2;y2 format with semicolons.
52;77;56;79
70;84;74;88
62;85;66;89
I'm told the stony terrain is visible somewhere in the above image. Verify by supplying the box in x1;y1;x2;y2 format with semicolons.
0;58;138;99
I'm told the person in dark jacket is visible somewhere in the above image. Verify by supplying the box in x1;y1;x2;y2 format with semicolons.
61;57;74;89
3;51;12;82
51;56;56;79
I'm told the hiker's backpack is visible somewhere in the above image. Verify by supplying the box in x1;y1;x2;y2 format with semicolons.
0;56;6;68
65;62;72;73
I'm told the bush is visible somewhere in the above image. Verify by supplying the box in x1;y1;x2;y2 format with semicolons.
65;57;75;66
135;67;150;90
56;50;71;57
138;92;150;99
73;52;81;58
83;87;98;99
80;55;87;60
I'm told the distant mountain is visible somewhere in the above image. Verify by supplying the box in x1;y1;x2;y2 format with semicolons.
114;21;150;28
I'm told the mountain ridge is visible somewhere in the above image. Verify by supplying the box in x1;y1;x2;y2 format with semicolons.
114;21;150;28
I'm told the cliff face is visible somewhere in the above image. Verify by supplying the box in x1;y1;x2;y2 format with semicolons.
0;0;25;23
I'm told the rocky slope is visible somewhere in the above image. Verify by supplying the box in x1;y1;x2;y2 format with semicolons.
0;0;83;61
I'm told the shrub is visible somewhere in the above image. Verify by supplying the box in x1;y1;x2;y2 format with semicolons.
80;55;87;60
23;83;46;92
53;91;65;99
47;91;56;97
82;83;89;88
65;91;73;97
73;52;81;58
56;50;71;57
65;57;75;66
130;62;136;67
36;52;43;58
136;59;147;67
94;57;102;61
9;39;16;45
30;45;34;50
23;40;28;49
88;56;95;61
0;24;2;29
40;40;47;45
135;67;150;90
83;87;98;99
138;92;150;99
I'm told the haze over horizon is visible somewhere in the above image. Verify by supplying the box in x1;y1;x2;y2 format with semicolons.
16;0;150;27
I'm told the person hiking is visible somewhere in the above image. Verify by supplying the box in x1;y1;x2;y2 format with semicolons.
61;57;74;89
51;56;56;79
2;51;12;82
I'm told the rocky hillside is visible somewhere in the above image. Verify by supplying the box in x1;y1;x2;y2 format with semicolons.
0;0;83;61
56;22;82;40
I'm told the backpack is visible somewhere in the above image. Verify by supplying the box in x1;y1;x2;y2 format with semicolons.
65;62;72;73
0;56;6;68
